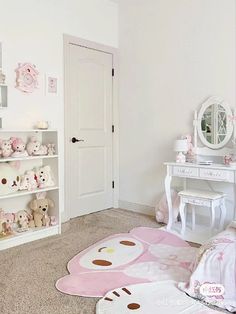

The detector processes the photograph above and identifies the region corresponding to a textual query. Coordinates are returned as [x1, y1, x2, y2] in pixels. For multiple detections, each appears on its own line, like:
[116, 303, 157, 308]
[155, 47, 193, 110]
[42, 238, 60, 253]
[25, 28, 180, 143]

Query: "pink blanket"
[178, 225, 236, 312]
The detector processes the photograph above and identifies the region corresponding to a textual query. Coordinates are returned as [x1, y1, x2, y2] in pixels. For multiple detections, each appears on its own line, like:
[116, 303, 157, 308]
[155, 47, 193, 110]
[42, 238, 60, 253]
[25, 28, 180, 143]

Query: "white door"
[65, 43, 113, 218]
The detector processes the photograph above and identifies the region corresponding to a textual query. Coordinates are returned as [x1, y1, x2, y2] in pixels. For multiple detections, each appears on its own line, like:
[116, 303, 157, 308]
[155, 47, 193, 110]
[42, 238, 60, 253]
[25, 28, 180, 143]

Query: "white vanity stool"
[178, 189, 226, 236]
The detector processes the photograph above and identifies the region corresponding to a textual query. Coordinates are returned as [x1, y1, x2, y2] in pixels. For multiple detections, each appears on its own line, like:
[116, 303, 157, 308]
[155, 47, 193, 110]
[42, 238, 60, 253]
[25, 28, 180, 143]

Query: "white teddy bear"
[36, 165, 55, 188]
[26, 136, 48, 156]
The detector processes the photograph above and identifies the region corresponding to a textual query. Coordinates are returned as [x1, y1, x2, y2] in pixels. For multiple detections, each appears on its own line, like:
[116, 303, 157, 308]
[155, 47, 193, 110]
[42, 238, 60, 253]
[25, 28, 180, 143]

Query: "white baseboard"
[119, 200, 155, 216]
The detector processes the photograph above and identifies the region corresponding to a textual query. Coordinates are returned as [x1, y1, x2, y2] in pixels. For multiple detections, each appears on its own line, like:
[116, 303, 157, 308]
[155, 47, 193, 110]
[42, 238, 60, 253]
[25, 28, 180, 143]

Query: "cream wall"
[119, 0, 236, 219]
[0, 0, 118, 215]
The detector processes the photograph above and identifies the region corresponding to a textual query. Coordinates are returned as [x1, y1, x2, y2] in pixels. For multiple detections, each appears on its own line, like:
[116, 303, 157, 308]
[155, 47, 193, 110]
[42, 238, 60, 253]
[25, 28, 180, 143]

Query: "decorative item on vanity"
[15, 63, 39, 93]
[28, 192, 54, 228]
[36, 120, 49, 130]
[26, 136, 47, 156]
[0, 138, 13, 157]
[10, 137, 29, 157]
[0, 162, 20, 195]
[36, 165, 55, 188]
[155, 189, 180, 224]
[19, 170, 38, 191]
[182, 135, 195, 163]
[174, 139, 188, 163]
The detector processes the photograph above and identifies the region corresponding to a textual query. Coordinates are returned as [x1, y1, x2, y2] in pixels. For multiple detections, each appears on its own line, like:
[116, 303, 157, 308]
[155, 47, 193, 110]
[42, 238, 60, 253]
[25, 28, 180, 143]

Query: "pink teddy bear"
[0, 138, 13, 158]
[3, 212, 15, 234]
[11, 137, 29, 157]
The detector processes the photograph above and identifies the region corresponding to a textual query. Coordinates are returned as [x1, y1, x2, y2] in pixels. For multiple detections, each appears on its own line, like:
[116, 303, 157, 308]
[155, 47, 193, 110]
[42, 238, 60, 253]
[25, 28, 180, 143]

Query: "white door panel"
[65, 44, 113, 217]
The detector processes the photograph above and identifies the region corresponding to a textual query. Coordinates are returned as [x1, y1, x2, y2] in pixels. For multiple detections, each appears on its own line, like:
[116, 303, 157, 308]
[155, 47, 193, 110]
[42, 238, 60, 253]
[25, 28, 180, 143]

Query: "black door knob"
[71, 137, 84, 143]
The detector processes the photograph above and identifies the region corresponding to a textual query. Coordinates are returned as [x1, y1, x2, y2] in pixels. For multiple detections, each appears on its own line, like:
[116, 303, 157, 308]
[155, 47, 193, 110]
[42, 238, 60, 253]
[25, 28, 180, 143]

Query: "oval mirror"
[197, 97, 233, 149]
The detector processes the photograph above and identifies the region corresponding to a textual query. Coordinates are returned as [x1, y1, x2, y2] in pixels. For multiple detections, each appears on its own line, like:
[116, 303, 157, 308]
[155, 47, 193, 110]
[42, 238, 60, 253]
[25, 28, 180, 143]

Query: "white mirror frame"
[197, 96, 233, 150]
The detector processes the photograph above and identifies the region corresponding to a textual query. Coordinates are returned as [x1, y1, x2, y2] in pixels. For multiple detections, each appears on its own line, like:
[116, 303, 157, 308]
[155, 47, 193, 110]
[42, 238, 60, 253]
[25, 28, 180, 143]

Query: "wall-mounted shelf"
[0, 129, 60, 251]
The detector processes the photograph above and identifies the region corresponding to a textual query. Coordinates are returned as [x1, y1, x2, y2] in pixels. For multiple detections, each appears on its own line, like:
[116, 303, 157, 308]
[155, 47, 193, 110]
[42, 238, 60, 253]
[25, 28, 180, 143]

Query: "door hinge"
[112, 181, 115, 189]
[112, 68, 115, 77]
[112, 125, 115, 133]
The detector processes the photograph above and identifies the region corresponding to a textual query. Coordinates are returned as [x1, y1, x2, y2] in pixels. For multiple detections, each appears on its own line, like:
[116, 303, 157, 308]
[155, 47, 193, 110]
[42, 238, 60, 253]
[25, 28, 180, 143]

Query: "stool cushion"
[178, 189, 225, 200]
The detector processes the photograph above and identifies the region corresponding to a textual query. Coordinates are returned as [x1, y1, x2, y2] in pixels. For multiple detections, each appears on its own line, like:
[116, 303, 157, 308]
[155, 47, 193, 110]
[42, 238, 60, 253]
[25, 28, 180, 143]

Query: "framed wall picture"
[45, 74, 58, 95]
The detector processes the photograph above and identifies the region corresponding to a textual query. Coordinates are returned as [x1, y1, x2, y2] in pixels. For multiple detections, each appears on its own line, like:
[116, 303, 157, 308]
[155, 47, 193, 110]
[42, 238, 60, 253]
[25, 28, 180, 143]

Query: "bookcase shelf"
[0, 129, 61, 250]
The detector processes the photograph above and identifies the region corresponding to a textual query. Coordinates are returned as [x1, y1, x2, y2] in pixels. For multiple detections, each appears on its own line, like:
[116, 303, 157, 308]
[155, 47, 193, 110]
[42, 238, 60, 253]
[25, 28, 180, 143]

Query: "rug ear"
[130, 227, 190, 247]
[56, 272, 144, 298]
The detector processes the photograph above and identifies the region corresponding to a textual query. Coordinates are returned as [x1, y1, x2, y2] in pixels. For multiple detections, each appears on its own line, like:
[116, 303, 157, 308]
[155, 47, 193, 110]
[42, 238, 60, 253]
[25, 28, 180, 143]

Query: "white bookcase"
[0, 129, 61, 250]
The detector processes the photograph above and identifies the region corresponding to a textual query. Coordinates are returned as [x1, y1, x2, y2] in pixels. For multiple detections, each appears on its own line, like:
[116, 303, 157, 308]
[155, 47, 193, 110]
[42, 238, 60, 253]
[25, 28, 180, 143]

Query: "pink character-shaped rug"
[56, 227, 197, 297]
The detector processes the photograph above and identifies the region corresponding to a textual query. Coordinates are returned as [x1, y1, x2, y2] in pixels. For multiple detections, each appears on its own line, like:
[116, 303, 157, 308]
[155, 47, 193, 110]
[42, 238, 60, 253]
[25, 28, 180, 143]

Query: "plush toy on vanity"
[0, 162, 20, 195]
[26, 136, 48, 156]
[19, 170, 38, 191]
[10, 137, 29, 157]
[28, 193, 54, 228]
[0, 138, 13, 158]
[36, 165, 55, 188]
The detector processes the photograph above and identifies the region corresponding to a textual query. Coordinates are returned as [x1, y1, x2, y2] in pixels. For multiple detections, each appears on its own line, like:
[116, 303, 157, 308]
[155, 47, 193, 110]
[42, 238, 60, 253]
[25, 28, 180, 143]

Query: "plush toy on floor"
[11, 137, 29, 157]
[0, 138, 13, 158]
[26, 136, 48, 156]
[155, 189, 180, 224]
[28, 193, 54, 227]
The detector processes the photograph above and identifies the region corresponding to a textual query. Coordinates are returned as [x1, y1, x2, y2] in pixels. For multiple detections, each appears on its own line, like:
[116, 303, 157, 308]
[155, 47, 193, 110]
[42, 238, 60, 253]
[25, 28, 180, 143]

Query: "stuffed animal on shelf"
[28, 193, 54, 228]
[15, 210, 33, 231]
[36, 165, 55, 188]
[0, 162, 20, 195]
[19, 170, 38, 191]
[0, 138, 13, 158]
[50, 216, 57, 226]
[3, 212, 15, 234]
[47, 144, 56, 156]
[0, 208, 6, 235]
[155, 189, 180, 225]
[26, 136, 48, 156]
[10, 137, 29, 157]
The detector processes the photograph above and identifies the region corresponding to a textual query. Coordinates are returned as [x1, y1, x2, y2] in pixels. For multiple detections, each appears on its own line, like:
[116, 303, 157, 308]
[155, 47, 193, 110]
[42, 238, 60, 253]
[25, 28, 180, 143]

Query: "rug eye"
[120, 241, 136, 246]
[1, 178, 7, 184]
[127, 303, 140, 310]
[92, 259, 112, 266]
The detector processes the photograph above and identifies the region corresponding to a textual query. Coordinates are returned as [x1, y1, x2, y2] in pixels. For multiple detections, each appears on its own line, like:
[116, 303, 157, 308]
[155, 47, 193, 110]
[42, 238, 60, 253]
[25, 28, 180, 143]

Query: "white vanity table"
[164, 96, 236, 243]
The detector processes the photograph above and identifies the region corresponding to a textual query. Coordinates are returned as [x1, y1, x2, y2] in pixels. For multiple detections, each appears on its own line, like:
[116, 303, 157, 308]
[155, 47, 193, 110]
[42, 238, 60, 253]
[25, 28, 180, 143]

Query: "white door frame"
[63, 34, 119, 219]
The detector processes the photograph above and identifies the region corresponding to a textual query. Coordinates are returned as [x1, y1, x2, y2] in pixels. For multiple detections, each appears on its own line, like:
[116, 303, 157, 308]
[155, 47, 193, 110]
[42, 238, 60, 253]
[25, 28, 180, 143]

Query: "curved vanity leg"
[179, 199, 186, 236]
[165, 169, 173, 231]
[210, 201, 215, 235]
[219, 199, 226, 231]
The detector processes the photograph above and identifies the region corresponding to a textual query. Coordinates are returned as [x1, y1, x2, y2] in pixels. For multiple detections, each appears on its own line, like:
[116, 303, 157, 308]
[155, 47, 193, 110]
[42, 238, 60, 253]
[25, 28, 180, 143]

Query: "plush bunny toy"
[155, 189, 180, 224]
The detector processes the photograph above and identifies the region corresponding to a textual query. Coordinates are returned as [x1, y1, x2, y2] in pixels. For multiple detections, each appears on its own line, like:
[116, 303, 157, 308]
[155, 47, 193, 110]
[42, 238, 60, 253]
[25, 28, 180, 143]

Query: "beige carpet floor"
[0, 208, 163, 314]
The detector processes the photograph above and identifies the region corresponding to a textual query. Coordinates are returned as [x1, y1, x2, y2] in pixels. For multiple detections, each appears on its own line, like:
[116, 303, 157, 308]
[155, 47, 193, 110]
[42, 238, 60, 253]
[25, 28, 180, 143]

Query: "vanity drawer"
[199, 168, 234, 182]
[172, 166, 198, 178]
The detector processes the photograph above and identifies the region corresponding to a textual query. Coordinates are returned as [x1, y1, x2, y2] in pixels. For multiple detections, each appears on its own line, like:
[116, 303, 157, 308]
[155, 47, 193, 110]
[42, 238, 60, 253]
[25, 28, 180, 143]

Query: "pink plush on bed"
[178, 225, 236, 312]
